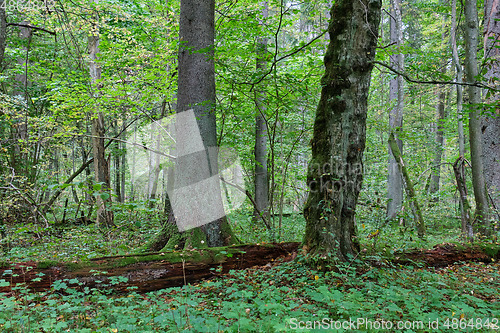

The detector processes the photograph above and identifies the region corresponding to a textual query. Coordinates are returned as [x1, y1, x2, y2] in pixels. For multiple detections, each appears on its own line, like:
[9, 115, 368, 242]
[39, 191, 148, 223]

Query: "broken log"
[1, 242, 499, 294]
[0, 242, 300, 293]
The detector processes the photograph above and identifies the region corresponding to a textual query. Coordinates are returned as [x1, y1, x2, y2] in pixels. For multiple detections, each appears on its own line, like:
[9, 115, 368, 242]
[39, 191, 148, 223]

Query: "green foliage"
[0, 257, 498, 332]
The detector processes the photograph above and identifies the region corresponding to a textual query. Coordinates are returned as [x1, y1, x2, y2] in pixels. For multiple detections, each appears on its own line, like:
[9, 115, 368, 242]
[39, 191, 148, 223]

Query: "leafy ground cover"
[0, 211, 499, 332]
[0, 257, 498, 332]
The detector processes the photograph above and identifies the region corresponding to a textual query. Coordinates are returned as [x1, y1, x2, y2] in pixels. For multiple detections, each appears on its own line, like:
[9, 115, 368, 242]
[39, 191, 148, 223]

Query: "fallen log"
[1, 242, 498, 294]
[391, 243, 500, 268]
[0, 242, 300, 293]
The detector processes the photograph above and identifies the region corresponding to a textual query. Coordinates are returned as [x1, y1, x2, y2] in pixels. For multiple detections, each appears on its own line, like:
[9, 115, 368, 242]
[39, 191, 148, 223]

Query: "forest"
[0, 0, 499, 331]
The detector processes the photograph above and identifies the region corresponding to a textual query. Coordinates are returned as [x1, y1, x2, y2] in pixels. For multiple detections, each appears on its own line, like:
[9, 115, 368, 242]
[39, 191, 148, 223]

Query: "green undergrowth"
[0, 256, 499, 332]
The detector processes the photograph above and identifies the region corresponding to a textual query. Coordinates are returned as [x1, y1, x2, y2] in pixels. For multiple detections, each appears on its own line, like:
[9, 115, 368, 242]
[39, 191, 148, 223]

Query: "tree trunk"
[254, 2, 270, 223]
[387, 0, 404, 220]
[389, 133, 426, 238]
[168, 0, 237, 248]
[483, 0, 500, 218]
[0, 0, 6, 67]
[428, 86, 447, 196]
[303, 0, 382, 262]
[451, 0, 466, 159]
[463, 0, 490, 230]
[429, 9, 448, 198]
[89, 0, 114, 227]
[453, 157, 474, 241]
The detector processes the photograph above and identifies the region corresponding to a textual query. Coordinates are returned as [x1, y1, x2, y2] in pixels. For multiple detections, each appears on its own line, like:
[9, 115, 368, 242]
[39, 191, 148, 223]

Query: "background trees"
[0, 0, 497, 258]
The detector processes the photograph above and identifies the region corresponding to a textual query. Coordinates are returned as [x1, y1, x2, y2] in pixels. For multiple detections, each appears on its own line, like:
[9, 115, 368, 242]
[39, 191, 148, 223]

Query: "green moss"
[37, 260, 60, 269]
[479, 243, 500, 258]
[184, 228, 208, 249]
[65, 262, 93, 271]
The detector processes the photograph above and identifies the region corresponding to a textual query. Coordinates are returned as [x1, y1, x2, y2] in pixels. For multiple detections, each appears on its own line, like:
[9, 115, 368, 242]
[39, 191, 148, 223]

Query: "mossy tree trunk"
[302, 0, 382, 262]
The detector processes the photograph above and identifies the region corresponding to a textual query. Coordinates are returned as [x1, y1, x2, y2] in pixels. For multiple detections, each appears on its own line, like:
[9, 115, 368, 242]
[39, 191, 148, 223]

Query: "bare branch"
[7, 23, 56, 36]
[372, 60, 498, 91]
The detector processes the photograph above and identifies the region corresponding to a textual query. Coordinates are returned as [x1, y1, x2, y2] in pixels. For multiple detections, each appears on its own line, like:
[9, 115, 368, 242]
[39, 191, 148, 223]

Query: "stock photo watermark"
[288, 317, 499, 331]
[1, 0, 55, 11]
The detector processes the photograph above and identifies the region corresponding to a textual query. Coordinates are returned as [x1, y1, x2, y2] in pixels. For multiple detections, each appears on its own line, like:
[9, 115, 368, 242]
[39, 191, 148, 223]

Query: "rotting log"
[1, 242, 499, 294]
[391, 243, 500, 268]
[0, 243, 300, 293]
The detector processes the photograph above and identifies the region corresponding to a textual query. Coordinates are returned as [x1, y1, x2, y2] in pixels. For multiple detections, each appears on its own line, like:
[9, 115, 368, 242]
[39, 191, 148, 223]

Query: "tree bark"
[453, 157, 474, 240]
[483, 0, 500, 217]
[387, 0, 404, 220]
[389, 133, 426, 238]
[89, 0, 114, 227]
[463, 0, 490, 230]
[171, 0, 237, 248]
[428, 86, 447, 196]
[451, 0, 466, 159]
[303, 0, 382, 262]
[0, 0, 6, 67]
[254, 2, 270, 223]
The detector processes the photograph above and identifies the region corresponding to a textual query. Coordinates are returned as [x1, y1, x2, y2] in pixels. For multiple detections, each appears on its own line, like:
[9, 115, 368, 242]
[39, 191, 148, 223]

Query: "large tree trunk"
[254, 2, 270, 223]
[386, 0, 404, 220]
[89, 0, 114, 227]
[463, 0, 490, 231]
[483, 0, 500, 218]
[303, 0, 382, 262]
[168, 0, 237, 248]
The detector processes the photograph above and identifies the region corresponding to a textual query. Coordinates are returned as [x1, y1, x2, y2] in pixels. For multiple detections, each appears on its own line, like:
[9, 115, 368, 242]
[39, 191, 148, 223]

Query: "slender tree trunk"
[428, 86, 447, 196]
[120, 124, 126, 203]
[451, 0, 466, 158]
[0, 0, 6, 67]
[303, 0, 382, 262]
[387, 0, 404, 220]
[389, 133, 426, 238]
[429, 10, 448, 198]
[148, 102, 166, 208]
[483, 0, 500, 217]
[463, 0, 490, 230]
[451, 0, 472, 237]
[89, 0, 114, 227]
[254, 1, 269, 223]
[453, 157, 474, 240]
[113, 121, 122, 203]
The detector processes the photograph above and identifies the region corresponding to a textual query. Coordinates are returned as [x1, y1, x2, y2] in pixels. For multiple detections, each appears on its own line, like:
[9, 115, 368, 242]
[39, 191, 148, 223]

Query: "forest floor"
[0, 212, 499, 332]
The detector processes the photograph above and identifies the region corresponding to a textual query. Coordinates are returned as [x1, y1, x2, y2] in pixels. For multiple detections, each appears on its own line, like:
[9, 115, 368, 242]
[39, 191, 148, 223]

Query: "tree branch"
[373, 60, 498, 91]
[7, 23, 56, 36]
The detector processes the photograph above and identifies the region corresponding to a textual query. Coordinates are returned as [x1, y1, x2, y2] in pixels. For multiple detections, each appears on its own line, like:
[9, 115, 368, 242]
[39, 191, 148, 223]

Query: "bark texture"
[387, 0, 404, 220]
[89, 1, 114, 227]
[451, 0, 466, 158]
[389, 133, 425, 238]
[303, 0, 382, 262]
[463, 0, 490, 229]
[254, 2, 270, 223]
[175, 0, 237, 247]
[483, 0, 500, 216]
